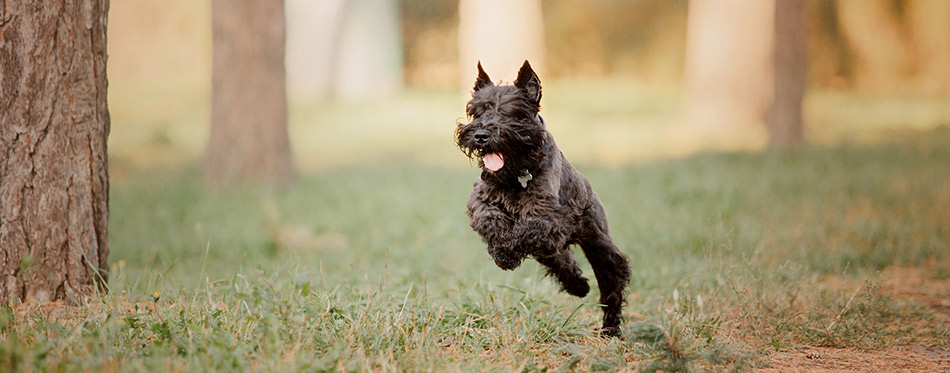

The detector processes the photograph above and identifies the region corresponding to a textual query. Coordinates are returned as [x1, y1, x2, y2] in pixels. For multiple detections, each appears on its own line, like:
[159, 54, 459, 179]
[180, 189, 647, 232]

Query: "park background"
[108, 0, 950, 171]
[6, 0, 950, 371]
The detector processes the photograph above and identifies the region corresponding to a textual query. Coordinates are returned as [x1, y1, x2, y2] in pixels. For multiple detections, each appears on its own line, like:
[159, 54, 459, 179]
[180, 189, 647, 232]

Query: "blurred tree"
[0, 0, 110, 304]
[905, 0, 950, 96]
[684, 0, 807, 150]
[683, 0, 773, 147]
[542, 1, 607, 78]
[207, 0, 295, 186]
[401, 0, 459, 89]
[804, 0, 949, 96]
[542, 1, 688, 81]
[334, 0, 403, 100]
[285, 0, 346, 103]
[836, 0, 911, 94]
[767, 0, 806, 150]
[458, 0, 544, 93]
[805, 0, 852, 89]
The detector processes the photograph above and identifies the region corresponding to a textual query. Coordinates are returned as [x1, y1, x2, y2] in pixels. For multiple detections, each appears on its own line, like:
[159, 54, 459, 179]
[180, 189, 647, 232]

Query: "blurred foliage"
[109, 0, 949, 96]
[109, 0, 950, 96]
[105, 0, 950, 170]
[400, 0, 949, 95]
[541, 0, 689, 82]
[400, 0, 459, 89]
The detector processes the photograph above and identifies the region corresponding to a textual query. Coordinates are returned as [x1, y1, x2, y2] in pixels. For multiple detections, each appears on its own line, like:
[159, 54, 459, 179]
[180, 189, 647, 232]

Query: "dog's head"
[455, 60, 547, 180]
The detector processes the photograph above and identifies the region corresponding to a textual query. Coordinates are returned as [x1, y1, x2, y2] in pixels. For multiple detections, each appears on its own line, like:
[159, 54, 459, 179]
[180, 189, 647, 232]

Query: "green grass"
[3, 128, 949, 371]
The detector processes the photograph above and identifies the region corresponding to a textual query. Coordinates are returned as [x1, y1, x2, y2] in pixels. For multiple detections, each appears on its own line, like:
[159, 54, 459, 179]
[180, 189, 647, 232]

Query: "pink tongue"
[483, 153, 504, 171]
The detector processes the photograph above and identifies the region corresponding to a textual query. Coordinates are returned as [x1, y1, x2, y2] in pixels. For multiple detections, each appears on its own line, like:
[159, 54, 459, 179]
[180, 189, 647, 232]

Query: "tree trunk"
[836, 0, 910, 94]
[684, 0, 807, 150]
[458, 0, 545, 93]
[766, 0, 806, 150]
[905, 0, 950, 96]
[0, 0, 111, 305]
[683, 0, 773, 148]
[285, 0, 346, 103]
[333, 0, 403, 100]
[207, 0, 295, 186]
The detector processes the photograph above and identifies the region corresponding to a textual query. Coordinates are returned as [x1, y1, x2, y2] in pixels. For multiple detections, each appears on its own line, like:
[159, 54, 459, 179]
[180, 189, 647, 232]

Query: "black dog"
[455, 60, 632, 337]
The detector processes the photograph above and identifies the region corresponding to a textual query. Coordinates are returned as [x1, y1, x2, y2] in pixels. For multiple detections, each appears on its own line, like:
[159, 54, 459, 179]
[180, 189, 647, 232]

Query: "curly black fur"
[455, 61, 632, 337]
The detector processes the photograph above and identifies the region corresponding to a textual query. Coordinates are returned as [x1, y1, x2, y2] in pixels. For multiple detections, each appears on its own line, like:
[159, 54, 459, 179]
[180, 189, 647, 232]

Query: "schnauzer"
[455, 60, 632, 337]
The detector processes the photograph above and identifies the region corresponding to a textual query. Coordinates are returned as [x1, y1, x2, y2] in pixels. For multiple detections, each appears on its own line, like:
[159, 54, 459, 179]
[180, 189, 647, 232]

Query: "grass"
[8, 78, 950, 371]
[3, 125, 950, 371]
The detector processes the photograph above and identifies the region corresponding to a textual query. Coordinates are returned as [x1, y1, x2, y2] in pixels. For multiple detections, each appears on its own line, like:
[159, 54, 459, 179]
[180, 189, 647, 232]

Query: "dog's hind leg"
[535, 248, 590, 297]
[578, 200, 632, 338]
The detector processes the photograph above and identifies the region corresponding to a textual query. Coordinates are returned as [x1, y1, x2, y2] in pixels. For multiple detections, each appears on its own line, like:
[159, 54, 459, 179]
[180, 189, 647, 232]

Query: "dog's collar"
[536, 114, 546, 128]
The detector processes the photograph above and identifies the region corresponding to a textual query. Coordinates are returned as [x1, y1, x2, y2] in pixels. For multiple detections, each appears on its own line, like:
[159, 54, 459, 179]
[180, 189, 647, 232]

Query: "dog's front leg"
[466, 197, 528, 270]
[519, 218, 567, 254]
[515, 203, 570, 257]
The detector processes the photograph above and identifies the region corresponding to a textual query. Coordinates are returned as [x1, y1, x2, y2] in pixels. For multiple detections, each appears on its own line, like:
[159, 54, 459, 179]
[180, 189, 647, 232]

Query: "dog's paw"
[599, 311, 624, 339]
[562, 278, 590, 298]
[599, 324, 623, 339]
[492, 252, 524, 270]
[488, 245, 526, 270]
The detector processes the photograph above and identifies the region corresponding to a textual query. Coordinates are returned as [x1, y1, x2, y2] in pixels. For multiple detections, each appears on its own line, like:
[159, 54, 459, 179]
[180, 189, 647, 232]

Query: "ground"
[765, 345, 949, 372]
[761, 265, 950, 372]
[3, 82, 950, 371]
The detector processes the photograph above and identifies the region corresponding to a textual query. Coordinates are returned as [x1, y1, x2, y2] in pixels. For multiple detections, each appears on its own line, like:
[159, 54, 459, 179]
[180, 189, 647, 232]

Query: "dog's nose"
[474, 129, 490, 144]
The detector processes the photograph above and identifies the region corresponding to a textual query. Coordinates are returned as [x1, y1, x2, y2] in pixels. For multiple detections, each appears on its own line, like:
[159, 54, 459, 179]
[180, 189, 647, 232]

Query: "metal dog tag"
[518, 171, 533, 188]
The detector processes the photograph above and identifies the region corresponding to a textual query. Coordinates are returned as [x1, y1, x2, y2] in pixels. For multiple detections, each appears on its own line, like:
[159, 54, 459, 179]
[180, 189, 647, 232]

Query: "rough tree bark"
[0, 0, 111, 305]
[766, 0, 806, 150]
[206, 0, 295, 186]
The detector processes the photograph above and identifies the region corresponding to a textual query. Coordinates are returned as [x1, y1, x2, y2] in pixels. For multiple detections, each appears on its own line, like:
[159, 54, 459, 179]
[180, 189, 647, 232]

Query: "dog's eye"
[506, 110, 532, 122]
[468, 104, 492, 118]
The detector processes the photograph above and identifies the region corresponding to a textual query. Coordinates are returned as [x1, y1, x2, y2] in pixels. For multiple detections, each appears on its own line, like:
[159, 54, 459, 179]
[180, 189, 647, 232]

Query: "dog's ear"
[474, 61, 494, 92]
[514, 60, 541, 104]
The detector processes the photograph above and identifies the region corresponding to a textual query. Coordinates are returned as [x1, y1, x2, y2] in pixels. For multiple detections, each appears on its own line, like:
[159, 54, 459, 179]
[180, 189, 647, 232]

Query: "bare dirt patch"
[761, 345, 950, 372]
[761, 264, 950, 371]
[881, 265, 950, 319]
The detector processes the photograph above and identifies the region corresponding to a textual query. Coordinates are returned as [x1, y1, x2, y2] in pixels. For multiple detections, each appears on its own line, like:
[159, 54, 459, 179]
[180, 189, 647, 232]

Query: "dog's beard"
[456, 123, 546, 179]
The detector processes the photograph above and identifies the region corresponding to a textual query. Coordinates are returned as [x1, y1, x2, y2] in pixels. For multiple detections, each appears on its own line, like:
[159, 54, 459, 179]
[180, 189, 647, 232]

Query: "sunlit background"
[106, 0, 950, 173]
